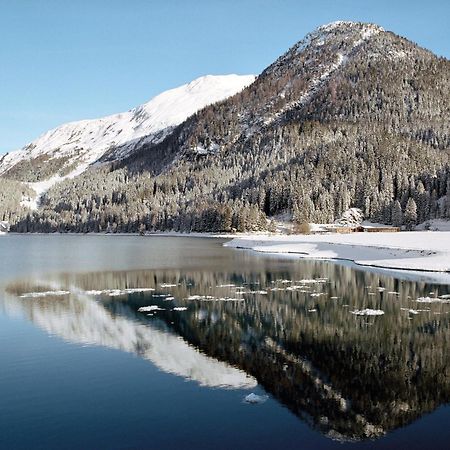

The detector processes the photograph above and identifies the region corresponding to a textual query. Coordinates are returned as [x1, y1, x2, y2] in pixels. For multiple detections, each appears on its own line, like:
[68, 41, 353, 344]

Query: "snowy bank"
[224, 232, 450, 276]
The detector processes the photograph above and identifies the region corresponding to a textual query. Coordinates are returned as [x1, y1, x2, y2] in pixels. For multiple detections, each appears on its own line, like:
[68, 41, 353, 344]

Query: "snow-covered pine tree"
[404, 198, 418, 230]
[391, 200, 403, 227]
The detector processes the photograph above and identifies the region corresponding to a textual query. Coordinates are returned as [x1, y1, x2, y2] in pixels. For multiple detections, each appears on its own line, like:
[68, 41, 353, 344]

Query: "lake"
[0, 235, 449, 449]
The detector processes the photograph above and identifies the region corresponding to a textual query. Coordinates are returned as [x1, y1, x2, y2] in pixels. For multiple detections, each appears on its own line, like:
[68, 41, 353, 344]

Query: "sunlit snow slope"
[0, 74, 255, 199]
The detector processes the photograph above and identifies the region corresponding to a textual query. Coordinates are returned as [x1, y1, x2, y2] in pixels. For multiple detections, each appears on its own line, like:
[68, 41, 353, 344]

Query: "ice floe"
[416, 297, 450, 304]
[186, 295, 244, 302]
[243, 393, 268, 404]
[400, 308, 420, 315]
[351, 309, 385, 316]
[173, 307, 188, 311]
[86, 288, 154, 296]
[286, 285, 311, 291]
[138, 305, 165, 312]
[186, 295, 215, 300]
[20, 290, 70, 298]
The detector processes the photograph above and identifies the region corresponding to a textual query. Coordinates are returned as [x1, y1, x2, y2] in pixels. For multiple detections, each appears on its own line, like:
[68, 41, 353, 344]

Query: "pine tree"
[391, 200, 403, 227]
[404, 198, 418, 230]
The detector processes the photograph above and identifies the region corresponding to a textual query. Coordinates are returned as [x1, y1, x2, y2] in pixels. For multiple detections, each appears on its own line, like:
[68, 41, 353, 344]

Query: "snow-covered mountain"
[0, 74, 255, 194]
[2, 21, 449, 231]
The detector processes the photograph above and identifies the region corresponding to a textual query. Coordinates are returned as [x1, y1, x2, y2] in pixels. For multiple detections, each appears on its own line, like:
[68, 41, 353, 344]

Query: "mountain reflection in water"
[3, 262, 449, 442]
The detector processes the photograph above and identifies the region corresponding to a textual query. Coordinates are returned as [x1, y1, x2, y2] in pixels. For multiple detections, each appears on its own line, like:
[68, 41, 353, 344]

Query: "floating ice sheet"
[243, 393, 268, 404]
[138, 305, 165, 312]
[351, 309, 384, 316]
[20, 290, 70, 298]
[416, 297, 450, 304]
[86, 288, 154, 296]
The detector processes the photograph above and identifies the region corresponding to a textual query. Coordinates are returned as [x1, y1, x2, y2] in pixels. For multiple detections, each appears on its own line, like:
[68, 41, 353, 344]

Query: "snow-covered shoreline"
[224, 232, 450, 279]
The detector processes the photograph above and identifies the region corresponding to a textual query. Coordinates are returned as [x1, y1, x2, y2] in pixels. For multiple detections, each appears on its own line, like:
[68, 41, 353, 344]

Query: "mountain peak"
[307, 21, 385, 50]
[262, 20, 412, 83]
[184, 74, 256, 92]
[293, 20, 385, 56]
[316, 20, 384, 34]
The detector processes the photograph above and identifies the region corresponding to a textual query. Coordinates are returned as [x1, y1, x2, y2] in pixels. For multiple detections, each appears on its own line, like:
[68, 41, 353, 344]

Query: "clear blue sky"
[0, 0, 448, 154]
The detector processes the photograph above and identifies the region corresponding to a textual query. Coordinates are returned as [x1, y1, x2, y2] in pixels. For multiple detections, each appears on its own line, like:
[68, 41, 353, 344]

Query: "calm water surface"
[0, 235, 449, 449]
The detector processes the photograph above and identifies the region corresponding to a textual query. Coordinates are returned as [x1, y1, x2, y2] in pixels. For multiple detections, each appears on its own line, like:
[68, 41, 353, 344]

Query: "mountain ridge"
[0, 74, 255, 188]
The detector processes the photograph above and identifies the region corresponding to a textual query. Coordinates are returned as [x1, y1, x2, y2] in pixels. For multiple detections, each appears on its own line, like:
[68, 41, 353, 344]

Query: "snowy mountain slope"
[0, 74, 255, 191]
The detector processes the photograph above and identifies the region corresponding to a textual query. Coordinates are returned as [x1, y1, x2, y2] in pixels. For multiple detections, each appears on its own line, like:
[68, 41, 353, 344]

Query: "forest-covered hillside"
[2, 21, 450, 232]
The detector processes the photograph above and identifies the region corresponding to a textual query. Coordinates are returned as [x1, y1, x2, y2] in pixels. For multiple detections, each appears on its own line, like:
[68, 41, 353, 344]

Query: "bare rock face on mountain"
[2, 21, 450, 232]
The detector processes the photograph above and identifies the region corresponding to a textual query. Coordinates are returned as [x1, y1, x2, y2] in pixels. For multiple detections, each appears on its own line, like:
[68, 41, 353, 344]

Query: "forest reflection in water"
[2, 259, 449, 443]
